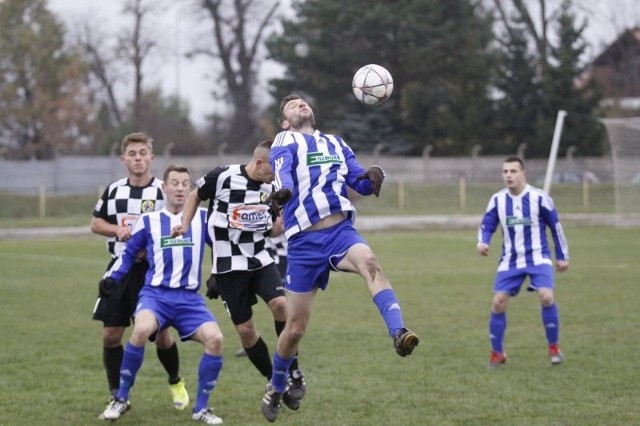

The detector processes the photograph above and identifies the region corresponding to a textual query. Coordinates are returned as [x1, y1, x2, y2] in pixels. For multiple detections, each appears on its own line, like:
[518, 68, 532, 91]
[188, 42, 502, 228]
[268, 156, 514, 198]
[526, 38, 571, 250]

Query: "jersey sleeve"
[539, 194, 570, 261]
[196, 167, 225, 201]
[92, 186, 110, 220]
[341, 139, 374, 196]
[270, 141, 295, 192]
[478, 195, 499, 245]
[105, 215, 149, 282]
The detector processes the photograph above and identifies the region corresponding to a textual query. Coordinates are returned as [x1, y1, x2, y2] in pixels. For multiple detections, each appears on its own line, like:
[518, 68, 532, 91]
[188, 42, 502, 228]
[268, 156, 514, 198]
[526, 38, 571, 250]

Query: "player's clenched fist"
[356, 166, 385, 197]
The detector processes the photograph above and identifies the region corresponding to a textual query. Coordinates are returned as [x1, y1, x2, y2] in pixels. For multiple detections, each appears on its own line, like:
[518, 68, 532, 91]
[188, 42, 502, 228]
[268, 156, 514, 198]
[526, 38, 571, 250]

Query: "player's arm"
[477, 197, 499, 256]
[173, 189, 202, 237]
[342, 141, 384, 196]
[91, 187, 134, 241]
[540, 196, 570, 271]
[99, 220, 148, 297]
[270, 213, 285, 237]
[269, 143, 295, 207]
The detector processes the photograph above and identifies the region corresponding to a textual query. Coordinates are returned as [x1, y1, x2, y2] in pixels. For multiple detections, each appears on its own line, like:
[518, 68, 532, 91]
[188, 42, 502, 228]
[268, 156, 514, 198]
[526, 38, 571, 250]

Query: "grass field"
[1, 227, 639, 426]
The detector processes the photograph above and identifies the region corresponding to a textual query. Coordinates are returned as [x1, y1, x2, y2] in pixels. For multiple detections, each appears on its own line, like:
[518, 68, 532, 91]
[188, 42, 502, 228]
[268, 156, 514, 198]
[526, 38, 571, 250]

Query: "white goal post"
[600, 117, 640, 221]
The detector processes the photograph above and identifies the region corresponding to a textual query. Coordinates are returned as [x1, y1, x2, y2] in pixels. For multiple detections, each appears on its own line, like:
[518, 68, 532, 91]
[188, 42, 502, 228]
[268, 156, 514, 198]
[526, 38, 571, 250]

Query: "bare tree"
[194, 0, 280, 152]
[491, 0, 553, 73]
[76, 22, 124, 126]
[118, 0, 158, 129]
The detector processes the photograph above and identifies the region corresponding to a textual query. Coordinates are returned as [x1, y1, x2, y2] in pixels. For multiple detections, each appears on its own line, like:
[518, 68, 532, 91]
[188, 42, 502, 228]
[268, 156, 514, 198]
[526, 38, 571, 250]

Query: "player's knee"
[235, 321, 257, 340]
[286, 323, 307, 344]
[130, 326, 156, 345]
[361, 252, 383, 279]
[539, 290, 555, 306]
[491, 294, 508, 313]
[268, 296, 287, 319]
[202, 328, 224, 353]
[103, 327, 125, 347]
[155, 330, 175, 349]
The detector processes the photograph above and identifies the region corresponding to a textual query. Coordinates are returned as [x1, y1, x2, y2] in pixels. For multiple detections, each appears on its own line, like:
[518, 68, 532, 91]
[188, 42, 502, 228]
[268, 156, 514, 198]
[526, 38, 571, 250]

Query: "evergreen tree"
[541, 0, 603, 157]
[492, 27, 541, 155]
[265, 0, 494, 155]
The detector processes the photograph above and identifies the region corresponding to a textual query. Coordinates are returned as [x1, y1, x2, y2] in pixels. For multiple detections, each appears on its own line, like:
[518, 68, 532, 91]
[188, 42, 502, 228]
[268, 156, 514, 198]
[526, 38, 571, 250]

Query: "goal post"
[600, 117, 640, 222]
[543, 110, 567, 194]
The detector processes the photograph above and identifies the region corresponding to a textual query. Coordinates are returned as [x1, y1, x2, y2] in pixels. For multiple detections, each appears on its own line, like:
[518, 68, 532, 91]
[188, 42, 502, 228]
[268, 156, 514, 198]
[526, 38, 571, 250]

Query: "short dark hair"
[504, 155, 525, 169]
[163, 164, 190, 182]
[278, 94, 302, 126]
[257, 139, 273, 150]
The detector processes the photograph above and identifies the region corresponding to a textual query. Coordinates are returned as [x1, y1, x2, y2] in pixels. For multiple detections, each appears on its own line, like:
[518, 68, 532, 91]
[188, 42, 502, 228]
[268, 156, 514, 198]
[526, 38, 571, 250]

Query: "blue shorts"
[286, 219, 366, 293]
[494, 264, 555, 297]
[136, 286, 217, 342]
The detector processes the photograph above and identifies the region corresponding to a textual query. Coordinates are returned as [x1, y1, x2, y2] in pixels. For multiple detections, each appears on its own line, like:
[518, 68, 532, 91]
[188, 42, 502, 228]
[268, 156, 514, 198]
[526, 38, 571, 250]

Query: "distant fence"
[0, 153, 613, 194]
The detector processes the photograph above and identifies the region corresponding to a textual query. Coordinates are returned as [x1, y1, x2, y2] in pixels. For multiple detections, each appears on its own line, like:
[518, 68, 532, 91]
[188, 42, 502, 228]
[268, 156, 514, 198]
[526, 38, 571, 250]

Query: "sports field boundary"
[1, 213, 639, 240]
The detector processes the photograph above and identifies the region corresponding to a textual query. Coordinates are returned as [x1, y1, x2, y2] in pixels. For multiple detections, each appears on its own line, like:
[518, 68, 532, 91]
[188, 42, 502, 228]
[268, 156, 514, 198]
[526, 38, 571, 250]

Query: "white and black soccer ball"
[352, 64, 394, 106]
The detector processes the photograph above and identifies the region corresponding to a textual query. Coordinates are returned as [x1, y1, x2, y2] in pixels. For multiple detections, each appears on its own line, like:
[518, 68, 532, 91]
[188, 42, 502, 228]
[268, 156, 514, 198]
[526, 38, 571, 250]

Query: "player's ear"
[281, 120, 290, 130]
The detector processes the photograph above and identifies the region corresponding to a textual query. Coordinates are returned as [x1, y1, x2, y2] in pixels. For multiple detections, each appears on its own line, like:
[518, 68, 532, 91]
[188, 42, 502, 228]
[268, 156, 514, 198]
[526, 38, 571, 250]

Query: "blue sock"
[194, 353, 223, 413]
[541, 304, 560, 345]
[271, 352, 294, 394]
[372, 288, 404, 337]
[489, 312, 506, 352]
[116, 342, 145, 401]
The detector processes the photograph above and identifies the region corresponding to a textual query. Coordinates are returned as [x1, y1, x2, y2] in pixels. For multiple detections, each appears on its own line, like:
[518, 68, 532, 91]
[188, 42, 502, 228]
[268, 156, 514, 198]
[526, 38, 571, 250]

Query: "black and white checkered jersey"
[195, 165, 275, 273]
[92, 177, 164, 258]
[267, 234, 288, 266]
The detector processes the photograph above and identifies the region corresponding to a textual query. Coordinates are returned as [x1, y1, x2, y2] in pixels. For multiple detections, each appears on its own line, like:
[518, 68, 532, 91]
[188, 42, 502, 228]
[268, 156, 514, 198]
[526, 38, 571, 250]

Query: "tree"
[0, 0, 93, 159]
[541, 0, 603, 156]
[492, 26, 542, 155]
[71, 0, 205, 154]
[266, 0, 495, 155]
[489, 0, 603, 157]
[118, 0, 158, 130]
[193, 0, 280, 152]
[122, 87, 208, 155]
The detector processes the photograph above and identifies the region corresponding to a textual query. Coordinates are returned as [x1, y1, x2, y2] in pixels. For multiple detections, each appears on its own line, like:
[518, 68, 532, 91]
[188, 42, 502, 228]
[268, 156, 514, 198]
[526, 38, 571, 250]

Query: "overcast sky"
[47, 0, 640, 128]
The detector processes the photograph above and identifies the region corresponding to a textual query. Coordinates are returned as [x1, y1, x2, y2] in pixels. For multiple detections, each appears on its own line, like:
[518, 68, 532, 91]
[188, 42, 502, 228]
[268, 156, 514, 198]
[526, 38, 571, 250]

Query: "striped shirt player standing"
[175, 140, 305, 408]
[90, 133, 188, 415]
[99, 165, 225, 425]
[260, 94, 419, 422]
[477, 156, 570, 369]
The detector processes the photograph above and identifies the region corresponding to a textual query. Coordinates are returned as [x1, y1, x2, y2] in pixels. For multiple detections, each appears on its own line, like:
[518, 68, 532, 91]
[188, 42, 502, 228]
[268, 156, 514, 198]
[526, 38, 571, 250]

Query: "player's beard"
[289, 110, 315, 130]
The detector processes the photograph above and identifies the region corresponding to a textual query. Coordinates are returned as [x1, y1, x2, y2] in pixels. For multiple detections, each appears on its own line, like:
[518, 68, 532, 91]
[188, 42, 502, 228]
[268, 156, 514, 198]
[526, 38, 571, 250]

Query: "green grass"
[1, 227, 639, 425]
[0, 183, 617, 228]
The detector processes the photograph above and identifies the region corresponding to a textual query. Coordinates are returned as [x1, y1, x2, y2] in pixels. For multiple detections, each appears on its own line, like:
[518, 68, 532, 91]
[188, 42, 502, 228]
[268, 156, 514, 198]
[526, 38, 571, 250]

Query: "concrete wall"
[0, 153, 614, 194]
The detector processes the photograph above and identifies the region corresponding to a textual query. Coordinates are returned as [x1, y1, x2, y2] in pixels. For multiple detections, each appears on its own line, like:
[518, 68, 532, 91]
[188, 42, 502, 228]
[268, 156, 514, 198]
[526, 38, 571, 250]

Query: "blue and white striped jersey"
[478, 184, 569, 271]
[106, 207, 207, 291]
[271, 129, 375, 238]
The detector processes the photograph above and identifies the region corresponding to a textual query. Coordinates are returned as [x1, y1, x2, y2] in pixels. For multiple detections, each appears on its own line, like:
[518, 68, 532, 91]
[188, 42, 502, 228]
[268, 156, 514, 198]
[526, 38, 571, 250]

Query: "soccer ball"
[352, 64, 394, 105]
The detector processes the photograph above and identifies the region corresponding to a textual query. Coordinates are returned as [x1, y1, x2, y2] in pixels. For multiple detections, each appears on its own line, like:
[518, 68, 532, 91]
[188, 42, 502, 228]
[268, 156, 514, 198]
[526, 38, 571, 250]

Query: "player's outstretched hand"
[98, 277, 117, 298]
[266, 188, 293, 210]
[205, 274, 220, 299]
[356, 166, 386, 197]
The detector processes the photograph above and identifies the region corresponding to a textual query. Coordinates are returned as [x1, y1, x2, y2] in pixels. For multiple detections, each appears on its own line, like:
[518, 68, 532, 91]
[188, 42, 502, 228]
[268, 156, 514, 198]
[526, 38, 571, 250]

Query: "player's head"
[279, 94, 315, 130]
[247, 139, 274, 183]
[121, 132, 154, 154]
[502, 155, 527, 194]
[120, 132, 155, 178]
[162, 165, 191, 212]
